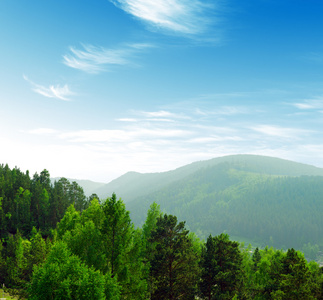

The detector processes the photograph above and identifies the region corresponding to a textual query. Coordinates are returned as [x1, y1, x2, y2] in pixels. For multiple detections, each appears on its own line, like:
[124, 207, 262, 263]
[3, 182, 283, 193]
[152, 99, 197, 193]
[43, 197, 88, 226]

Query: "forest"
[126, 160, 323, 254]
[0, 164, 323, 299]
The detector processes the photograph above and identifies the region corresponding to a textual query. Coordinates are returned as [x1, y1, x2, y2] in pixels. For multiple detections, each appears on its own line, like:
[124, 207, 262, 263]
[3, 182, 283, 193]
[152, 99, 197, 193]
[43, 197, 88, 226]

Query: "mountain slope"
[117, 155, 323, 250]
[94, 154, 323, 200]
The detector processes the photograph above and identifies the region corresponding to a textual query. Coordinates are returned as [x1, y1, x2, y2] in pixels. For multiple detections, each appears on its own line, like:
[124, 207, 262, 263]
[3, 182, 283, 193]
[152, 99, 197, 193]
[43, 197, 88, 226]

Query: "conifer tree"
[199, 233, 244, 299]
[199, 235, 217, 300]
[149, 214, 200, 299]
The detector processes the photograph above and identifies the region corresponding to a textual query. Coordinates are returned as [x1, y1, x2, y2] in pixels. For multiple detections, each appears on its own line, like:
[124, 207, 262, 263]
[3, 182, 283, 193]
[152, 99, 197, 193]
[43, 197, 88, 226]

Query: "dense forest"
[125, 160, 323, 254]
[1, 164, 323, 299]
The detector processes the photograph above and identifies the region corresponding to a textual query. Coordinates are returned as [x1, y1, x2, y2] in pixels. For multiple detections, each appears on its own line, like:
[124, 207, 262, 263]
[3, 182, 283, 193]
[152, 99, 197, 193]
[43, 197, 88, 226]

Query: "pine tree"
[149, 214, 200, 300]
[199, 233, 244, 300]
[199, 235, 217, 300]
[252, 247, 261, 271]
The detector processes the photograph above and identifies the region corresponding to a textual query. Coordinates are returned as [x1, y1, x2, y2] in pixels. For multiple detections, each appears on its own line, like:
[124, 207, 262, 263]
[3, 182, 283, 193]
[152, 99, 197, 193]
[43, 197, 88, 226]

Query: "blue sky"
[1, 0, 323, 182]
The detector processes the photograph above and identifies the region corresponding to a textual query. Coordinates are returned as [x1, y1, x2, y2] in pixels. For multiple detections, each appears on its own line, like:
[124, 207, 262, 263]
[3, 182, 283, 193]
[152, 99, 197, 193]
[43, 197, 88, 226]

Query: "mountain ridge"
[93, 154, 323, 200]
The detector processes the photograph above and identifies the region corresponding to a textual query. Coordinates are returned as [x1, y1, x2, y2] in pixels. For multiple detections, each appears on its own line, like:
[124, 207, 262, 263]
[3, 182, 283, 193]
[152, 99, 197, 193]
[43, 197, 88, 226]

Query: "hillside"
[94, 154, 323, 200]
[110, 155, 323, 250]
[50, 155, 323, 250]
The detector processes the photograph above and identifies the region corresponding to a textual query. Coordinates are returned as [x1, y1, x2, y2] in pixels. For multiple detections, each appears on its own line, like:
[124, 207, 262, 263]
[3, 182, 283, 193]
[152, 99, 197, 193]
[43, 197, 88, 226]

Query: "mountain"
[92, 154, 323, 250]
[94, 154, 323, 201]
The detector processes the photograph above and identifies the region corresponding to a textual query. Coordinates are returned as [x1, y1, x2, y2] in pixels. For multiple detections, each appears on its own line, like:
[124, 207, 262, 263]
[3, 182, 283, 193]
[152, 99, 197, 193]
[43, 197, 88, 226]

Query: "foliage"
[1, 162, 323, 299]
[149, 214, 200, 299]
[199, 234, 244, 299]
[29, 241, 108, 300]
[0, 164, 88, 239]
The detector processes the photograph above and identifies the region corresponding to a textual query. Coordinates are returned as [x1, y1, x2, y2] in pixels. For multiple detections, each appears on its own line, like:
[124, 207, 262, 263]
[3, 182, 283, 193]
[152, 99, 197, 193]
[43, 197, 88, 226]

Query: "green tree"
[38, 188, 50, 231]
[141, 203, 162, 296]
[69, 181, 87, 211]
[149, 214, 200, 300]
[101, 193, 146, 298]
[252, 247, 261, 271]
[27, 227, 48, 278]
[199, 235, 218, 300]
[3, 231, 27, 289]
[102, 193, 133, 278]
[274, 248, 315, 299]
[57, 205, 81, 239]
[29, 241, 111, 300]
[199, 233, 244, 300]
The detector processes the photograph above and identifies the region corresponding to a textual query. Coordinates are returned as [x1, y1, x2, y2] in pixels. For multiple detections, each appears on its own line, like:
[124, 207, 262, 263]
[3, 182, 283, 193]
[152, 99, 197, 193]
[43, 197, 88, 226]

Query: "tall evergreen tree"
[199, 235, 218, 300]
[199, 233, 244, 300]
[270, 248, 316, 299]
[149, 214, 200, 300]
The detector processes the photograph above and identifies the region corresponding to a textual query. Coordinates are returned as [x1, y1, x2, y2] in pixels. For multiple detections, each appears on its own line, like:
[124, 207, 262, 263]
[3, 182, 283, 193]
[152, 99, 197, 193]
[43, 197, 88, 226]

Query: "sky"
[1, 0, 323, 183]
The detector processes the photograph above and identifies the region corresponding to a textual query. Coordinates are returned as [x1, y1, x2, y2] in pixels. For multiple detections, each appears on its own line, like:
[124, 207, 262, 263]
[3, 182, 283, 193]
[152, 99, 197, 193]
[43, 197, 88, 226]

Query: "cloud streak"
[63, 43, 153, 73]
[110, 0, 215, 35]
[23, 75, 73, 101]
[250, 125, 313, 140]
[292, 97, 323, 110]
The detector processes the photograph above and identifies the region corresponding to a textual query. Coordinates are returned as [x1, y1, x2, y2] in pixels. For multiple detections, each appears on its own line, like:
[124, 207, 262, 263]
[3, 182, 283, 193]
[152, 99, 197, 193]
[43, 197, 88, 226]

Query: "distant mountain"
[94, 154, 323, 201]
[51, 178, 106, 197]
[92, 154, 323, 250]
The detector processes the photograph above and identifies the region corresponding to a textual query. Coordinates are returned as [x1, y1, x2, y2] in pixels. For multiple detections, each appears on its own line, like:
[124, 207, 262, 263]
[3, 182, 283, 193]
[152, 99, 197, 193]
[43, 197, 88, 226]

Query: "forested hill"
[94, 154, 323, 201]
[119, 155, 323, 251]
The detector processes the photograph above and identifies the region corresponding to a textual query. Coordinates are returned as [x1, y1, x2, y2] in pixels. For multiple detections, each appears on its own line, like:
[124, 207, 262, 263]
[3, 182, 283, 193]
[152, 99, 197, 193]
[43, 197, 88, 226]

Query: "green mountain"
[95, 154, 323, 201]
[94, 155, 323, 250]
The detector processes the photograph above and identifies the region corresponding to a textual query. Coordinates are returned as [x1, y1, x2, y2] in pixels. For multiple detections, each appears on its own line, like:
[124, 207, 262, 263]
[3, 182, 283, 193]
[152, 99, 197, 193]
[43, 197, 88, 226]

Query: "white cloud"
[292, 98, 323, 110]
[250, 125, 312, 139]
[293, 103, 315, 110]
[63, 43, 153, 73]
[23, 75, 73, 101]
[137, 110, 191, 120]
[188, 136, 244, 144]
[195, 106, 249, 117]
[28, 128, 58, 135]
[110, 0, 215, 35]
[117, 118, 138, 122]
[59, 127, 191, 143]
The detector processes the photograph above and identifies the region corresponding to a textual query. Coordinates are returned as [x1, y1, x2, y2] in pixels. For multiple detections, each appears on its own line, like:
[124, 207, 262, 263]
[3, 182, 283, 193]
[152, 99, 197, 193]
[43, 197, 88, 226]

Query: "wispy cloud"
[59, 127, 191, 143]
[292, 97, 323, 110]
[110, 0, 216, 36]
[138, 110, 191, 120]
[63, 43, 153, 73]
[23, 75, 73, 101]
[250, 125, 312, 139]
